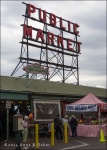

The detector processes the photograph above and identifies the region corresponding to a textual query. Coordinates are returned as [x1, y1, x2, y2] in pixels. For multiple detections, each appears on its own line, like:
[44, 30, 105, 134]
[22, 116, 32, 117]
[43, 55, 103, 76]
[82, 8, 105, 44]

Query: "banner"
[66, 104, 98, 112]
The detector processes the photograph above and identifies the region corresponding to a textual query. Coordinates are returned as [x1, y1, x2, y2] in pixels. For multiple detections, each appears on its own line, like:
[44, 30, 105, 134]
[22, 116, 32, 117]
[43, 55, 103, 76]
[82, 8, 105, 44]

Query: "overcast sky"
[1, 1, 106, 88]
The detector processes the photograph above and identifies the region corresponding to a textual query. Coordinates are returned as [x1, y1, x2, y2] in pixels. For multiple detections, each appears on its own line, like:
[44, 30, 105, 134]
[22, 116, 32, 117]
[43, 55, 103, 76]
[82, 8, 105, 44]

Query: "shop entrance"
[0, 100, 30, 141]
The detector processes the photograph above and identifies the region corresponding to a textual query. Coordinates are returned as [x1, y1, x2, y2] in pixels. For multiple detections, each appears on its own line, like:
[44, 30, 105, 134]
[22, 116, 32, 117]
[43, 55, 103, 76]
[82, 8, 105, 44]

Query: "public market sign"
[23, 63, 49, 75]
[66, 104, 98, 112]
[23, 3, 82, 53]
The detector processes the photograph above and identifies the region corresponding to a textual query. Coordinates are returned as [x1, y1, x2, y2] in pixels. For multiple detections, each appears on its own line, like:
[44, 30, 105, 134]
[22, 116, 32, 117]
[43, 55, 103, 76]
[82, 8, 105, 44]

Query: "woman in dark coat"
[69, 115, 78, 137]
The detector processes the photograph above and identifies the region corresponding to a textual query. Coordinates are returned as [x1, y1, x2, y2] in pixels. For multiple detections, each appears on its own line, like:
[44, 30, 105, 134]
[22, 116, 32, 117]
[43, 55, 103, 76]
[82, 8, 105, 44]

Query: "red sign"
[23, 3, 82, 53]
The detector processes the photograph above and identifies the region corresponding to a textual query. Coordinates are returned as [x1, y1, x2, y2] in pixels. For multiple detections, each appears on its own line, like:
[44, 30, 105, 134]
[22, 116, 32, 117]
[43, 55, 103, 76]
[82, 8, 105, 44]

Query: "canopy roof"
[1, 76, 106, 99]
[71, 93, 106, 105]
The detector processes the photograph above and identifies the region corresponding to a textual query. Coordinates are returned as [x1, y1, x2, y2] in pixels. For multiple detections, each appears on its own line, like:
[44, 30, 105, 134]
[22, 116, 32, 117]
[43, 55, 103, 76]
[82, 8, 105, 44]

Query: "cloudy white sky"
[1, 1, 106, 88]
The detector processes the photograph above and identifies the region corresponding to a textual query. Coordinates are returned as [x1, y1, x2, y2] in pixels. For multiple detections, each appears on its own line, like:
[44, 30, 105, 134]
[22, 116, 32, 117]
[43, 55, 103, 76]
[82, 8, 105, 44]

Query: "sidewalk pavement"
[0, 136, 107, 150]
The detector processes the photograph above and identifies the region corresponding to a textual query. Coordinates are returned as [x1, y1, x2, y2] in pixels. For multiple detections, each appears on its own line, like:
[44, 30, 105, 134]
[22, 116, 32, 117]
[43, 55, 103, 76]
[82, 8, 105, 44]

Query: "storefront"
[0, 90, 30, 139]
[0, 75, 107, 140]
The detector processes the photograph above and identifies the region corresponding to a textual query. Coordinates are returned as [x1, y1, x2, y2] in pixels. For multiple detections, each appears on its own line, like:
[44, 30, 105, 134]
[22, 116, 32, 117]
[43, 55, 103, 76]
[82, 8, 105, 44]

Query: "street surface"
[0, 136, 107, 150]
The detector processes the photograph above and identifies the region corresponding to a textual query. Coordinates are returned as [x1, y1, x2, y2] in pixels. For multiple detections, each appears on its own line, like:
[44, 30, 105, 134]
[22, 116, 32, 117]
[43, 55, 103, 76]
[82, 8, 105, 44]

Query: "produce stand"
[66, 93, 107, 137]
[69, 124, 107, 137]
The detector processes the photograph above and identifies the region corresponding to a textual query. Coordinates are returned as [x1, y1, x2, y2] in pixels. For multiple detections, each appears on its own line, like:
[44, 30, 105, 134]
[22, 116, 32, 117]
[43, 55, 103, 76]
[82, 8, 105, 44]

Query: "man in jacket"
[54, 115, 64, 141]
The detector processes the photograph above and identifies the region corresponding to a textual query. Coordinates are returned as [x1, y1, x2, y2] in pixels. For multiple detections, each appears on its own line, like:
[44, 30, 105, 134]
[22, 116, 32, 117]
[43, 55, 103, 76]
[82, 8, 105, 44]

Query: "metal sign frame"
[11, 2, 82, 85]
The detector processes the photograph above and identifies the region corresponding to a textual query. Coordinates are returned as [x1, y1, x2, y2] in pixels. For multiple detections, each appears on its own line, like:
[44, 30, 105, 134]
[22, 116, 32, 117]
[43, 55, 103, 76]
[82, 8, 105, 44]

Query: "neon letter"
[50, 13, 56, 26]
[57, 36, 64, 48]
[23, 24, 32, 38]
[74, 23, 80, 35]
[47, 32, 54, 45]
[60, 17, 66, 30]
[67, 39, 73, 51]
[36, 29, 45, 42]
[27, 4, 36, 17]
[77, 42, 82, 52]
[68, 21, 71, 32]
[39, 9, 46, 22]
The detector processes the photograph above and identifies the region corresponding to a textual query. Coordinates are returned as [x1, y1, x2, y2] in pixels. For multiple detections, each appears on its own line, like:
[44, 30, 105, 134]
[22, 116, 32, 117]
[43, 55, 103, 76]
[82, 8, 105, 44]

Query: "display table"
[69, 124, 107, 137]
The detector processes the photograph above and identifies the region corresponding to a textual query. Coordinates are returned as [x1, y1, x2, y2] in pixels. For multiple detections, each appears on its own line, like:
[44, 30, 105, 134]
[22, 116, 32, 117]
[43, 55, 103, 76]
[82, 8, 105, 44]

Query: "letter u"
[39, 9, 46, 22]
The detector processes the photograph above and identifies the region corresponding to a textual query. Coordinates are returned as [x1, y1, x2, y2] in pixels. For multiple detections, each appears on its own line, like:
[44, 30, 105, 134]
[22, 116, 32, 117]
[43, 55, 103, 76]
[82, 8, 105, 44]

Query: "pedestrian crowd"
[54, 114, 78, 141]
[21, 113, 78, 149]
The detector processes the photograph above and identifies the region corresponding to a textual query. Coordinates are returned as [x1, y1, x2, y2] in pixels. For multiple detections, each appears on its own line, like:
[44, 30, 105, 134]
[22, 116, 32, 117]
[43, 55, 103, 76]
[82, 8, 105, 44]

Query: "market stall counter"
[66, 93, 107, 137]
[69, 124, 107, 137]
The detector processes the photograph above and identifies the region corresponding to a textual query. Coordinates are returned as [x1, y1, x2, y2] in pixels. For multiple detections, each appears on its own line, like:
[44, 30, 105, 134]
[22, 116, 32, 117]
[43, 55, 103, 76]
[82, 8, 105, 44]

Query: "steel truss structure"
[11, 2, 81, 85]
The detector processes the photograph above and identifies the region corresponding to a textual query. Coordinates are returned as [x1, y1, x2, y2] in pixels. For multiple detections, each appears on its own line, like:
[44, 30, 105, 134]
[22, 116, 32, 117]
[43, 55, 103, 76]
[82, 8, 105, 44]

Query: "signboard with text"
[23, 4, 82, 53]
[66, 104, 98, 112]
[6, 100, 11, 109]
[23, 63, 49, 75]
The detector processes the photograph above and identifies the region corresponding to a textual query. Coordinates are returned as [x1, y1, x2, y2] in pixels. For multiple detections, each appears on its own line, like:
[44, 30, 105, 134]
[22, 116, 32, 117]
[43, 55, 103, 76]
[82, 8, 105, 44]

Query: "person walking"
[28, 113, 35, 148]
[54, 114, 64, 141]
[62, 115, 70, 136]
[69, 115, 78, 137]
[62, 115, 69, 127]
[22, 115, 29, 149]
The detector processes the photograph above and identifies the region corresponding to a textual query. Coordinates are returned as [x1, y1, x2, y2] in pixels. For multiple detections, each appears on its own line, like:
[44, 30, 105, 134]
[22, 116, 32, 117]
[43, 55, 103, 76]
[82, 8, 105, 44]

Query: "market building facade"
[0, 75, 107, 140]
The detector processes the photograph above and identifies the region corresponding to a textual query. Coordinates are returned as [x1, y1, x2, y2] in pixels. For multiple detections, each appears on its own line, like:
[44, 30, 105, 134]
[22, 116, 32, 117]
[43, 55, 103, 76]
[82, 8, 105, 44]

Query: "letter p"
[27, 4, 36, 17]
